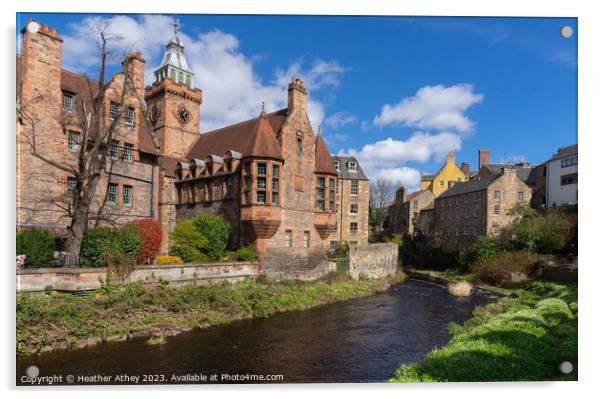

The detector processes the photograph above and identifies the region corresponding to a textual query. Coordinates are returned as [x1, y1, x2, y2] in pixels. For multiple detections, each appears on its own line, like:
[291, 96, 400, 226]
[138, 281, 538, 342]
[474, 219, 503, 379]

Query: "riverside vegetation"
[16, 270, 406, 355]
[390, 280, 577, 382]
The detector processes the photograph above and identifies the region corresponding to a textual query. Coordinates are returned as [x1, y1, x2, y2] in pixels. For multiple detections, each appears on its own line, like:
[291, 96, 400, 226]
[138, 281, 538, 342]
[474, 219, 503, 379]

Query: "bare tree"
[369, 177, 394, 232]
[17, 28, 144, 258]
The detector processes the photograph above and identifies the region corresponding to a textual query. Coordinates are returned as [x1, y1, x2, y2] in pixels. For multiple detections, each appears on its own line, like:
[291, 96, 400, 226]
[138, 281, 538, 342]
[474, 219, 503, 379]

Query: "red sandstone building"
[16, 21, 347, 278]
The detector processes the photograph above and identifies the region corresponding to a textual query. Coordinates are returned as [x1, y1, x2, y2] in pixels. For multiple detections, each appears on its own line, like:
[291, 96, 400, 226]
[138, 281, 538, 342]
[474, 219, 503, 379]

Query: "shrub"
[170, 215, 231, 262]
[80, 228, 118, 267]
[193, 215, 230, 260]
[499, 205, 570, 254]
[128, 219, 162, 264]
[236, 245, 258, 261]
[16, 228, 54, 268]
[117, 225, 143, 259]
[156, 256, 183, 265]
[170, 243, 209, 263]
[464, 236, 499, 266]
[471, 251, 536, 287]
[448, 281, 472, 297]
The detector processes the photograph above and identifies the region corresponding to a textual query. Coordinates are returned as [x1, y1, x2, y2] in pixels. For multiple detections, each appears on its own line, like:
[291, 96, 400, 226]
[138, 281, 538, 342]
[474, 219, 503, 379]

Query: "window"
[560, 173, 578, 186]
[448, 198, 452, 206]
[473, 208, 479, 218]
[561, 156, 577, 168]
[440, 211, 444, 221]
[110, 102, 120, 120]
[447, 211, 451, 221]
[455, 226, 460, 236]
[257, 163, 267, 175]
[494, 205, 501, 216]
[68, 131, 80, 152]
[123, 185, 133, 207]
[351, 180, 359, 196]
[333, 161, 340, 171]
[62, 92, 74, 112]
[256, 191, 266, 204]
[225, 176, 233, 198]
[124, 106, 135, 126]
[316, 177, 325, 212]
[329, 178, 335, 212]
[348, 161, 357, 172]
[272, 192, 279, 205]
[297, 137, 303, 157]
[517, 191, 524, 202]
[303, 231, 310, 248]
[107, 183, 118, 204]
[272, 164, 279, 178]
[494, 190, 501, 202]
[463, 225, 468, 235]
[465, 209, 469, 218]
[123, 143, 134, 162]
[448, 181, 456, 188]
[257, 177, 267, 189]
[67, 177, 76, 200]
[272, 178, 279, 191]
[439, 181, 445, 188]
[108, 140, 119, 160]
[350, 204, 358, 214]
[350, 222, 358, 233]
[285, 230, 292, 248]
[473, 226, 478, 236]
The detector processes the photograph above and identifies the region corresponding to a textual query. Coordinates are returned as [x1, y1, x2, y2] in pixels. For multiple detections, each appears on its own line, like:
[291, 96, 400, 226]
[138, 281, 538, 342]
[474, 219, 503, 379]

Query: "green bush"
[464, 236, 499, 265]
[499, 205, 570, 254]
[117, 225, 142, 259]
[170, 243, 208, 263]
[471, 251, 536, 287]
[170, 215, 231, 262]
[16, 228, 55, 268]
[80, 226, 141, 267]
[236, 245, 258, 261]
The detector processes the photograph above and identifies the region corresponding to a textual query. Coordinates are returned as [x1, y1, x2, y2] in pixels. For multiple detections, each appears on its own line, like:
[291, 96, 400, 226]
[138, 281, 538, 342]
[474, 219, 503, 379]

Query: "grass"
[447, 281, 473, 297]
[16, 271, 397, 354]
[390, 280, 577, 382]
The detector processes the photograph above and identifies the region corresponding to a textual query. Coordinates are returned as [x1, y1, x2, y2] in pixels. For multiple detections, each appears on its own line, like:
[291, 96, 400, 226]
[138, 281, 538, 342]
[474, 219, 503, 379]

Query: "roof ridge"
[200, 108, 287, 137]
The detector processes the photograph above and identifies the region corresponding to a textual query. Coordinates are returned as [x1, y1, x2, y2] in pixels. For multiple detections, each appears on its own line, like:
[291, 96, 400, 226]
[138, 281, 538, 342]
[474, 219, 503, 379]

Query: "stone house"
[387, 188, 434, 236]
[434, 166, 533, 251]
[16, 20, 352, 279]
[329, 156, 370, 248]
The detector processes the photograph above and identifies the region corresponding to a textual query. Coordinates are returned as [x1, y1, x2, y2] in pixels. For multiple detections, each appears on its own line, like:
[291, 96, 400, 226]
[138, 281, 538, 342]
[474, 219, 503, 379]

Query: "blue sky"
[17, 13, 577, 190]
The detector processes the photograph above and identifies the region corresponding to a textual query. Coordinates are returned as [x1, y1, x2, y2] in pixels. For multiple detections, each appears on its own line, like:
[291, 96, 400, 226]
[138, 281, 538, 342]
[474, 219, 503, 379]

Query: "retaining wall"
[348, 243, 398, 280]
[17, 262, 260, 293]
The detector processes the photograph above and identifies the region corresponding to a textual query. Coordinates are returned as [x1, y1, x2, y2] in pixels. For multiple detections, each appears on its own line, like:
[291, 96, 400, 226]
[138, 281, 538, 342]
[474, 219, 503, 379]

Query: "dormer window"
[333, 160, 340, 171]
[62, 92, 75, 112]
[348, 161, 357, 172]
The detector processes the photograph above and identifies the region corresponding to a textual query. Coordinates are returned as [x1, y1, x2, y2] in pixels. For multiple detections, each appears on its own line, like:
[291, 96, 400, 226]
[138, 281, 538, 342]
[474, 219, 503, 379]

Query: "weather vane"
[172, 15, 180, 35]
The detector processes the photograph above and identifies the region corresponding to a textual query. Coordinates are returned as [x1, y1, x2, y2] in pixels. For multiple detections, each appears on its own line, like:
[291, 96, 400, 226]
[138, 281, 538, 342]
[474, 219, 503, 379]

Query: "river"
[17, 279, 496, 385]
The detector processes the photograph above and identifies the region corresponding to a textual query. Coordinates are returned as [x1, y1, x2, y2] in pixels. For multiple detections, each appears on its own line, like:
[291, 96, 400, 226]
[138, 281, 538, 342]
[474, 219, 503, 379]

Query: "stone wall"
[17, 262, 259, 293]
[348, 243, 398, 280]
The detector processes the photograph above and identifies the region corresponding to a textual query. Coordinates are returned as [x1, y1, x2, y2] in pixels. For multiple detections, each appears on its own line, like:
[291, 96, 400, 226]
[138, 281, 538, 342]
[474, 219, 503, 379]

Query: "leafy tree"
[465, 236, 499, 265]
[170, 215, 231, 262]
[128, 219, 163, 264]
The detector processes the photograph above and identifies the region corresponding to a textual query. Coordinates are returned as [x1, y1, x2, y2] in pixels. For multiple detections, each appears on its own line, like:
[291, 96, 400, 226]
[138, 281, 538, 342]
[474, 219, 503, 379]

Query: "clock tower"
[145, 18, 202, 159]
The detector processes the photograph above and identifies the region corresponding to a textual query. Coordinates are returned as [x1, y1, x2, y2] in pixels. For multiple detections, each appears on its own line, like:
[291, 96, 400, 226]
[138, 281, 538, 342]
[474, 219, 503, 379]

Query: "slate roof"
[437, 174, 500, 199]
[548, 144, 577, 162]
[480, 163, 538, 185]
[421, 174, 435, 181]
[186, 109, 287, 162]
[331, 155, 369, 180]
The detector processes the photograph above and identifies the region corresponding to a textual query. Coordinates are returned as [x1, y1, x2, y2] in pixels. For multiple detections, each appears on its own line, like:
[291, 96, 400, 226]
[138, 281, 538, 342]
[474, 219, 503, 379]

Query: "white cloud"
[59, 14, 347, 132]
[499, 154, 528, 164]
[342, 131, 463, 190]
[324, 111, 358, 129]
[373, 84, 483, 133]
[360, 120, 371, 132]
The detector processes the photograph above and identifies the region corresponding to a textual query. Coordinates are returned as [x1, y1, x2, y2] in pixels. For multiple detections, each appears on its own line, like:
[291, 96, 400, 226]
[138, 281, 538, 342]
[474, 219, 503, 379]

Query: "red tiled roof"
[314, 134, 337, 175]
[186, 109, 287, 161]
[161, 156, 181, 178]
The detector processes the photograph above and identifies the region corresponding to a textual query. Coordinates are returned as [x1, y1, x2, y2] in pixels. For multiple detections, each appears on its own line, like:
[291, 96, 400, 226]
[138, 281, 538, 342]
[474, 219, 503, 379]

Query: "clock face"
[177, 106, 190, 123]
[149, 105, 159, 123]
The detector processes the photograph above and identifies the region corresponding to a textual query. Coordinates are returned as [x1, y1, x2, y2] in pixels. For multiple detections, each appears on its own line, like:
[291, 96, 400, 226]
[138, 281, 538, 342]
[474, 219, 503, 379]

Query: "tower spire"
[153, 16, 194, 88]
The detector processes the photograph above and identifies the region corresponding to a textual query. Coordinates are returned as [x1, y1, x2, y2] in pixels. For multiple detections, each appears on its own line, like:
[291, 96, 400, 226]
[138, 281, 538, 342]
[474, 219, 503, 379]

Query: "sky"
[16, 13, 577, 191]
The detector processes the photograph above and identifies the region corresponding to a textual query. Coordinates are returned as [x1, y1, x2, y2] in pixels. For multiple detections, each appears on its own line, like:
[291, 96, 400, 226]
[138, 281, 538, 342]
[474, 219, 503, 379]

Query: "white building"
[545, 144, 577, 207]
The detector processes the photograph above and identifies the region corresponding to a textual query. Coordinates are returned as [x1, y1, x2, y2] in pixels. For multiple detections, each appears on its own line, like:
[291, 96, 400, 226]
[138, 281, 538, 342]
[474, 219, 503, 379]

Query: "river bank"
[17, 271, 404, 355]
[390, 269, 578, 382]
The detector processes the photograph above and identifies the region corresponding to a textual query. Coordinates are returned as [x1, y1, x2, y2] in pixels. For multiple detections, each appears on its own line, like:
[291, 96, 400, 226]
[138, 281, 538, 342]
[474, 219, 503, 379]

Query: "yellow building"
[420, 152, 470, 197]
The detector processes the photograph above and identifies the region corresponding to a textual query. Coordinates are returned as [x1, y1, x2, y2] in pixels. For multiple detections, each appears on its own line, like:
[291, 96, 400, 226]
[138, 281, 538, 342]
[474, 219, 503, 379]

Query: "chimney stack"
[461, 162, 470, 178]
[287, 76, 307, 114]
[122, 51, 146, 97]
[478, 149, 490, 170]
